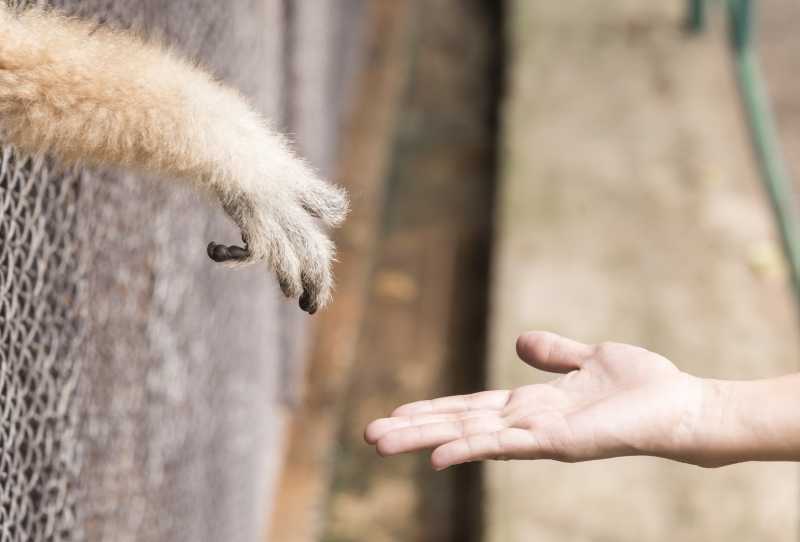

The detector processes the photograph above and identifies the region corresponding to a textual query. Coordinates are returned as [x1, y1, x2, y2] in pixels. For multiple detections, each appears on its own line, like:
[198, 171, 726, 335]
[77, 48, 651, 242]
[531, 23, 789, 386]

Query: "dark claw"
[299, 291, 310, 311]
[207, 241, 251, 262]
[278, 278, 293, 298]
[207, 242, 225, 260]
[226, 246, 249, 259]
[301, 202, 323, 220]
[299, 290, 317, 314]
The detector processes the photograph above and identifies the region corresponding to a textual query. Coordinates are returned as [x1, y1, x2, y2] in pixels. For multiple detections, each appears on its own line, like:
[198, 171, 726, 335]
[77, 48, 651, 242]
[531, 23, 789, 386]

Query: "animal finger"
[283, 215, 335, 314]
[207, 242, 251, 263]
[257, 221, 304, 299]
[300, 179, 349, 228]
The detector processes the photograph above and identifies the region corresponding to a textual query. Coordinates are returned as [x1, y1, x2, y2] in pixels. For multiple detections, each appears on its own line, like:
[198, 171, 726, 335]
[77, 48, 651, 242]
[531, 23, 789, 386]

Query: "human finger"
[391, 390, 511, 417]
[375, 416, 507, 457]
[516, 331, 593, 373]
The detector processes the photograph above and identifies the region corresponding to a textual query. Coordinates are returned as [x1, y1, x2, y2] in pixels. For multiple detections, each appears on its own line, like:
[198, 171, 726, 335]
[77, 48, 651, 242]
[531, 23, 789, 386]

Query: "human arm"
[365, 331, 800, 470]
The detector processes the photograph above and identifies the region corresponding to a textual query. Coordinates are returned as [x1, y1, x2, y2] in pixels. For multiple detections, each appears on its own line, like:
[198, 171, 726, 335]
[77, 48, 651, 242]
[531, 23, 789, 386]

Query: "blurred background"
[270, 1, 800, 541]
[2, 1, 796, 540]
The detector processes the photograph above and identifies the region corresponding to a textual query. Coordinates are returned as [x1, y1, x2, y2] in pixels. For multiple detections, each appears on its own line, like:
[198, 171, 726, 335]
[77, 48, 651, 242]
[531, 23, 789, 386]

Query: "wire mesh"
[0, 1, 361, 540]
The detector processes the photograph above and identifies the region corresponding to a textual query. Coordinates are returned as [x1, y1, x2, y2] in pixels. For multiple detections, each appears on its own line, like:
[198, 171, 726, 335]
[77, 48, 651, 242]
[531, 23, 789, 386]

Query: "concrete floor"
[487, 1, 799, 541]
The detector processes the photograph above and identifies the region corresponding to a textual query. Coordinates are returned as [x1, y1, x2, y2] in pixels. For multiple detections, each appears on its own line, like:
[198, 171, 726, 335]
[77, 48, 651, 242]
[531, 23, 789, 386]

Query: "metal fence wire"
[0, 150, 86, 542]
[0, 1, 362, 541]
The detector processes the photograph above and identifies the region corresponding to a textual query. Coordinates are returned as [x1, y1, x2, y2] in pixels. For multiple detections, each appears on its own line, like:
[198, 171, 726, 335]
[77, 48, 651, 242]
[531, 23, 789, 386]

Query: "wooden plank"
[267, 3, 414, 540]
[323, 1, 499, 540]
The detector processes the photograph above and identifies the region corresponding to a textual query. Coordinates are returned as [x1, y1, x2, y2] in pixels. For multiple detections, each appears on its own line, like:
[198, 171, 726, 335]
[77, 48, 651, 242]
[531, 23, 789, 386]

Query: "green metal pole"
[687, 0, 800, 303]
[728, 0, 800, 303]
[687, 0, 707, 32]
[728, 0, 753, 50]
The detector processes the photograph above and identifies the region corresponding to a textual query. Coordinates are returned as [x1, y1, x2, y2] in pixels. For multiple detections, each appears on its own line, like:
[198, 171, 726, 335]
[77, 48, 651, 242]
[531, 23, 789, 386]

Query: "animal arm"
[0, 5, 348, 313]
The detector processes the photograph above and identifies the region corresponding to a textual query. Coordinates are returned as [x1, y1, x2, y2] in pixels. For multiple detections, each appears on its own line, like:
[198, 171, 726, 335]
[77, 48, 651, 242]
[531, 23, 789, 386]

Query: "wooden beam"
[267, 3, 414, 540]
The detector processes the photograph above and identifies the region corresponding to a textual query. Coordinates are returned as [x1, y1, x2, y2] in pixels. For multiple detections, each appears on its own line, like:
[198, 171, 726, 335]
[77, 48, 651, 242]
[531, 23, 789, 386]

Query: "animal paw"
[208, 179, 349, 314]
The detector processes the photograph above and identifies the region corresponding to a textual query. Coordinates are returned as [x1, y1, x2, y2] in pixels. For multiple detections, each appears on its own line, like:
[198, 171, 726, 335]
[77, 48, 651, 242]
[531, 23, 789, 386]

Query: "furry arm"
[0, 5, 348, 313]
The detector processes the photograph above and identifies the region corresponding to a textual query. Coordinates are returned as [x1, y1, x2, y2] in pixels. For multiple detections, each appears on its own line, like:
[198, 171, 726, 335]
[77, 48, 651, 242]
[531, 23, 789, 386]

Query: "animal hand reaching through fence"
[0, 5, 347, 313]
[207, 155, 348, 313]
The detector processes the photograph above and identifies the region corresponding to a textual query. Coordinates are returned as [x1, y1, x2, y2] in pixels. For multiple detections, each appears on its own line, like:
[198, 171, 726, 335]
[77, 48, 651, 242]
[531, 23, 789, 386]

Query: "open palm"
[365, 331, 706, 470]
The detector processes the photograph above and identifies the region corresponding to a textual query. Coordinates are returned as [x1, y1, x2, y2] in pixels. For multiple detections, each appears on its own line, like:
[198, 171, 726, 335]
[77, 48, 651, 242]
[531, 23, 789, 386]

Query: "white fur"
[0, 4, 348, 312]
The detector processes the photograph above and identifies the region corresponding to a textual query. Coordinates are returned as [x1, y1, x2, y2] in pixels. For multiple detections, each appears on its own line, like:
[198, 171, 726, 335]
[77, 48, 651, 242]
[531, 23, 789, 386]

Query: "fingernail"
[227, 245, 249, 259]
[213, 244, 230, 261]
[299, 291, 311, 312]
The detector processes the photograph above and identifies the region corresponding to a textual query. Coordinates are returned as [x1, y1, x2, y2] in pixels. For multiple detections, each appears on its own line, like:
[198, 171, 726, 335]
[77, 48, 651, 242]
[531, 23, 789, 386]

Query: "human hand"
[365, 331, 712, 470]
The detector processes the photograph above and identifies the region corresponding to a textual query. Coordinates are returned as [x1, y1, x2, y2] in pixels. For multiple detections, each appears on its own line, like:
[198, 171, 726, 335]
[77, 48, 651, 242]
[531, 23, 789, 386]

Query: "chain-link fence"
[0, 1, 363, 540]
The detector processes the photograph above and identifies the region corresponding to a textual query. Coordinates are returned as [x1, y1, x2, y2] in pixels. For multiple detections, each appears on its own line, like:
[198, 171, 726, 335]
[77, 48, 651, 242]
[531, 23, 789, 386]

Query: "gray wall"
[0, 1, 363, 540]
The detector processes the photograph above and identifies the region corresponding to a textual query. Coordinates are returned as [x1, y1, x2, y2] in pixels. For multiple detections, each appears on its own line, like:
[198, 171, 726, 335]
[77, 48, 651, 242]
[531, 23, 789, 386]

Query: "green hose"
[687, 0, 707, 32]
[735, 48, 800, 302]
[691, 0, 800, 305]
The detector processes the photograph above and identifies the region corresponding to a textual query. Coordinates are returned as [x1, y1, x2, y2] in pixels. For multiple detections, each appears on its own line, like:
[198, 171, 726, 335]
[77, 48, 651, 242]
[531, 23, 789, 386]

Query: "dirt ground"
[487, 1, 799, 541]
[273, 1, 800, 541]
[761, 0, 800, 193]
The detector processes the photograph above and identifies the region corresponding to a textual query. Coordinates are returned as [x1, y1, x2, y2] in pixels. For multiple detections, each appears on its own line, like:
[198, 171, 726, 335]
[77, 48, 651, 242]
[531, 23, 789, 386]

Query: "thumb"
[516, 331, 593, 374]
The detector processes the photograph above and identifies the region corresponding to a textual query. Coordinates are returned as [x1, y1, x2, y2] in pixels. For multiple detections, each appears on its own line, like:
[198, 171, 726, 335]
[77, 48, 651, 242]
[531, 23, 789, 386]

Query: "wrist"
[680, 376, 800, 467]
[649, 373, 732, 467]
[682, 377, 738, 467]
[633, 372, 718, 466]
[631, 374, 737, 467]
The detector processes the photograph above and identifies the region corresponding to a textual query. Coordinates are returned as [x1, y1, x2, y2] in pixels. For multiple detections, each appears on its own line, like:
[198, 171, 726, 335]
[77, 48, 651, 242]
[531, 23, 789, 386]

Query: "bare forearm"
[688, 374, 800, 466]
[365, 333, 800, 470]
